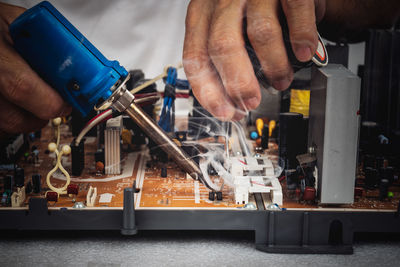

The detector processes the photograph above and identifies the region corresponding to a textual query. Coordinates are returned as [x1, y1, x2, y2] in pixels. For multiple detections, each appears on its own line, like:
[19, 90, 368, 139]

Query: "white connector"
[11, 186, 25, 207]
[86, 186, 97, 207]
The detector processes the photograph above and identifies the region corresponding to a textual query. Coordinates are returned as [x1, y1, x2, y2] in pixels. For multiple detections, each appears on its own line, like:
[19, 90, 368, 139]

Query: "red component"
[46, 191, 58, 202]
[303, 187, 316, 201]
[67, 184, 79, 195]
[354, 187, 364, 197]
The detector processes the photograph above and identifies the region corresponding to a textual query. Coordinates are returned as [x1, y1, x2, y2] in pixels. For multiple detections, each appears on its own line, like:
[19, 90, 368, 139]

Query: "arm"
[0, 2, 70, 137]
[183, 0, 400, 121]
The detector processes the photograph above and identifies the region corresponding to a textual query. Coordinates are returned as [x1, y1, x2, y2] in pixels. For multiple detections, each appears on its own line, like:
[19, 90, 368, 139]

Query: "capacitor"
[268, 120, 276, 137]
[250, 131, 259, 140]
[261, 124, 269, 149]
[67, 184, 79, 195]
[96, 161, 105, 173]
[46, 191, 58, 202]
[365, 167, 378, 189]
[14, 167, 25, 188]
[256, 118, 264, 136]
[161, 167, 168, 178]
[32, 174, 41, 193]
[279, 113, 304, 169]
[303, 187, 316, 201]
[208, 191, 215, 201]
[379, 179, 389, 201]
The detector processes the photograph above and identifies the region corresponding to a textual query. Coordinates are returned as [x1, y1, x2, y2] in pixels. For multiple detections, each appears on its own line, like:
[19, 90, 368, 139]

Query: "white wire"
[75, 109, 113, 145]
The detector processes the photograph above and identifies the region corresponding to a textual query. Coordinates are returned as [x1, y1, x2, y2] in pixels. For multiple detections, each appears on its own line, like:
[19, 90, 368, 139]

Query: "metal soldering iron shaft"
[124, 102, 203, 180]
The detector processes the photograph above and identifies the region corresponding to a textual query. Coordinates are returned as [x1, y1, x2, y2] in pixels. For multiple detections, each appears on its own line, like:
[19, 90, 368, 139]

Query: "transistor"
[14, 167, 24, 188]
[32, 174, 41, 193]
[261, 124, 269, 150]
[71, 139, 85, 176]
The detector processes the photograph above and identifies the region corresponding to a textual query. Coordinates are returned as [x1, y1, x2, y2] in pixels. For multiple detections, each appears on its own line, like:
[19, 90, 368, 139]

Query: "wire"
[130, 64, 182, 95]
[75, 109, 113, 145]
[55, 124, 60, 148]
[46, 144, 71, 194]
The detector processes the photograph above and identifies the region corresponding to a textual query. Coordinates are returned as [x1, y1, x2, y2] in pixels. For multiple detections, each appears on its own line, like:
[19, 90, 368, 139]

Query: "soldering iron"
[9, 1, 208, 188]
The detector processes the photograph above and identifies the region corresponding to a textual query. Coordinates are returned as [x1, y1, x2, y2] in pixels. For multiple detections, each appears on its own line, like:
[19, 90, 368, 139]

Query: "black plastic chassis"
[1, 188, 399, 254]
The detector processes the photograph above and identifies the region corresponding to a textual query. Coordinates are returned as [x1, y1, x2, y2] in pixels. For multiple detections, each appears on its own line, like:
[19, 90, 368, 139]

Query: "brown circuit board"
[0, 121, 399, 211]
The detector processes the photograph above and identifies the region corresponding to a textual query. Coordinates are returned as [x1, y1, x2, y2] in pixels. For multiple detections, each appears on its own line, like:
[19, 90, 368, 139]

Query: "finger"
[183, 0, 237, 120]
[207, 0, 261, 111]
[0, 3, 25, 24]
[0, 35, 68, 120]
[0, 95, 47, 134]
[247, 0, 293, 91]
[281, 0, 318, 62]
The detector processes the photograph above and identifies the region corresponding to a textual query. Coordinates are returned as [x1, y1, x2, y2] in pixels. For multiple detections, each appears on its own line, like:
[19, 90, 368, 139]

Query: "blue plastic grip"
[9, 1, 128, 116]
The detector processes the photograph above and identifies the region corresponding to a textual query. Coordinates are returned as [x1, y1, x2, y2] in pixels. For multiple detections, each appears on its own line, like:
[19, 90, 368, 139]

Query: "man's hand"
[183, 0, 325, 120]
[0, 3, 71, 136]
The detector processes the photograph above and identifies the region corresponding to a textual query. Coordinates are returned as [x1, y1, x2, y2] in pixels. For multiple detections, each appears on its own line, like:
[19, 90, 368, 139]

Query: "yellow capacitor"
[268, 120, 276, 137]
[256, 118, 264, 136]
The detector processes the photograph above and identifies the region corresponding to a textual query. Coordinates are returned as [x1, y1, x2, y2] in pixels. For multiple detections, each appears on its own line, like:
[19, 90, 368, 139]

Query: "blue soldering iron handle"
[9, 1, 128, 117]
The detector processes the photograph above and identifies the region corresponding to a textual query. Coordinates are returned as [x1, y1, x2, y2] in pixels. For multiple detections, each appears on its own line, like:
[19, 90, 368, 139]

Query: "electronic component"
[32, 174, 41, 194]
[261, 124, 269, 149]
[161, 167, 167, 178]
[365, 167, 379, 189]
[71, 139, 85, 176]
[86, 186, 97, 207]
[67, 184, 79, 195]
[14, 167, 25, 188]
[309, 65, 360, 204]
[11, 186, 25, 207]
[278, 112, 305, 170]
[46, 191, 58, 202]
[0, 134, 27, 164]
[10, 1, 206, 191]
[105, 116, 123, 175]
[208, 192, 215, 201]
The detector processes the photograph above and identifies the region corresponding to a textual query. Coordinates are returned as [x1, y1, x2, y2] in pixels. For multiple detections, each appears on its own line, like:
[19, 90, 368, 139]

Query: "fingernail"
[295, 45, 313, 62]
[273, 78, 291, 91]
[244, 97, 260, 110]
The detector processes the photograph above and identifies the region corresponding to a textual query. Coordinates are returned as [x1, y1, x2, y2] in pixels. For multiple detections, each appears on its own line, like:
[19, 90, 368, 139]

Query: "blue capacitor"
[9, 1, 128, 117]
[250, 131, 258, 140]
